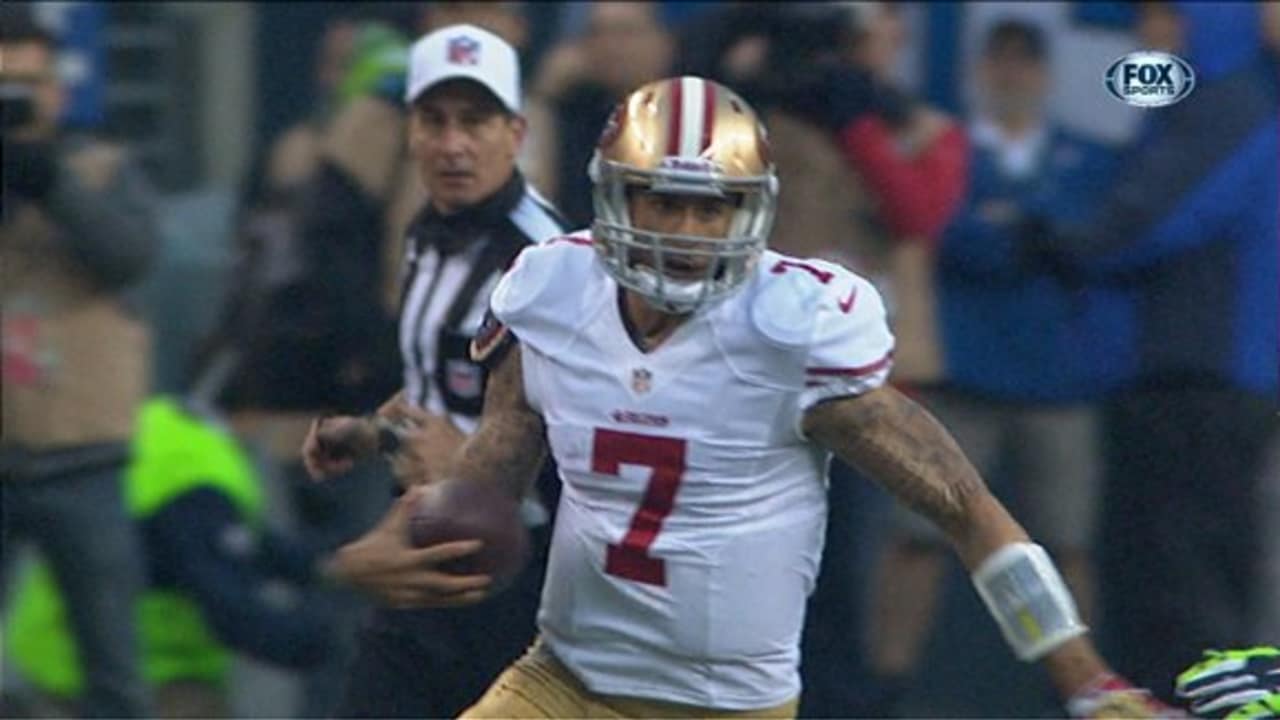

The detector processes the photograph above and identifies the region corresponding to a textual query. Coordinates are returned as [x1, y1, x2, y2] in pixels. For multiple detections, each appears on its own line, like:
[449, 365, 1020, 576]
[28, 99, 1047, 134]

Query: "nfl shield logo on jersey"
[447, 35, 480, 66]
[631, 368, 652, 395]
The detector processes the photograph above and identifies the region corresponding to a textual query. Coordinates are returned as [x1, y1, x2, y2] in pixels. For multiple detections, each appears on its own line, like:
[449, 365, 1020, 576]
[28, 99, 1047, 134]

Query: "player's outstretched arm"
[447, 343, 549, 501]
[803, 386, 1176, 716]
[803, 385, 1023, 565]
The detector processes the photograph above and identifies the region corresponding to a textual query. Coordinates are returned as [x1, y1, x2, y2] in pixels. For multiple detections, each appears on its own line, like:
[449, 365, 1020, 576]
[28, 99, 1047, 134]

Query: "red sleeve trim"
[805, 352, 894, 378]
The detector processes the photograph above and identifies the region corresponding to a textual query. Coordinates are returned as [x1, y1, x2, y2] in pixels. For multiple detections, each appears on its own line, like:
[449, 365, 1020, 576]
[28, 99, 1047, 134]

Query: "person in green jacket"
[5, 396, 337, 717]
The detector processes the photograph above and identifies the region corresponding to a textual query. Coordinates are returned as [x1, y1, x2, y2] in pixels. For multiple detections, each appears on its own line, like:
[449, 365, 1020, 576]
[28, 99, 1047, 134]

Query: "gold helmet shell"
[589, 76, 779, 314]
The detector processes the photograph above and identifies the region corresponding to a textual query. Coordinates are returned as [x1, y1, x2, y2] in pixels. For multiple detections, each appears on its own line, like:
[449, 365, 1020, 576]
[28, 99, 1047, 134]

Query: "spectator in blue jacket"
[1030, 1, 1278, 701]
[860, 21, 1124, 716]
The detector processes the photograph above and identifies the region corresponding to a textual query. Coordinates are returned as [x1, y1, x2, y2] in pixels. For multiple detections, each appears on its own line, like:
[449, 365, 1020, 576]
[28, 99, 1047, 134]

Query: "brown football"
[407, 478, 531, 591]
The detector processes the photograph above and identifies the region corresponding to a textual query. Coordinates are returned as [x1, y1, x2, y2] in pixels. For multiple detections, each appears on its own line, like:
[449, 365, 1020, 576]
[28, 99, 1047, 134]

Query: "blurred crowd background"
[1, 1, 1277, 718]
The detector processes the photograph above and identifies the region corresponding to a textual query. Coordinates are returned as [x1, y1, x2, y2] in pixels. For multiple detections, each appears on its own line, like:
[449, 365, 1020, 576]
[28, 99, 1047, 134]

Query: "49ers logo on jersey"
[610, 409, 669, 427]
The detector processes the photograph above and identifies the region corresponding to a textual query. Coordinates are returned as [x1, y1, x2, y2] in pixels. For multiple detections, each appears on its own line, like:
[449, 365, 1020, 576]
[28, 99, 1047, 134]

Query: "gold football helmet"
[589, 76, 778, 314]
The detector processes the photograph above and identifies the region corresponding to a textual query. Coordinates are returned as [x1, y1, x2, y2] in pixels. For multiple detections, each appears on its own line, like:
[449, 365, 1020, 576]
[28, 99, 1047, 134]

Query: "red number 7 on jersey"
[592, 429, 687, 587]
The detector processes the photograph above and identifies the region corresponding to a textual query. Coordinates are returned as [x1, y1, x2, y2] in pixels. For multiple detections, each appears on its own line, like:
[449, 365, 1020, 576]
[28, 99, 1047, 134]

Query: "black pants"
[331, 525, 550, 719]
[1099, 384, 1277, 701]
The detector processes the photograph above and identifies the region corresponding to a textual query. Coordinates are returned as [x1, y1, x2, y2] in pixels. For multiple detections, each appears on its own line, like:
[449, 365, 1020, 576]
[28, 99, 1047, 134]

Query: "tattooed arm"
[447, 343, 549, 501]
[802, 385, 1025, 567]
[803, 386, 1112, 699]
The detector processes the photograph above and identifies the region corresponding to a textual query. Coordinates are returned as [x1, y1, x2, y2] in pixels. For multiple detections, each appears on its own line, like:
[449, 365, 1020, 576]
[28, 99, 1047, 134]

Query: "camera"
[1, 79, 57, 207]
[0, 79, 37, 132]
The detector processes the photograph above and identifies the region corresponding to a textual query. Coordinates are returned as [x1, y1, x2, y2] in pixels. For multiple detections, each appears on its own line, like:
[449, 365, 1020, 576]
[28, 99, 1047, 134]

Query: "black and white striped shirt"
[397, 172, 567, 434]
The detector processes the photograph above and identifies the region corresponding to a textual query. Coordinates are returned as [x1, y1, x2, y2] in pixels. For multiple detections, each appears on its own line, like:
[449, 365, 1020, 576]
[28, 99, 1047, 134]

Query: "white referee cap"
[405, 23, 521, 113]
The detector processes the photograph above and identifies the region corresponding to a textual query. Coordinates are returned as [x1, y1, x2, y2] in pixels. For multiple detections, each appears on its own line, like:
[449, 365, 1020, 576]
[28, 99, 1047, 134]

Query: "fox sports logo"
[1105, 51, 1195, 108]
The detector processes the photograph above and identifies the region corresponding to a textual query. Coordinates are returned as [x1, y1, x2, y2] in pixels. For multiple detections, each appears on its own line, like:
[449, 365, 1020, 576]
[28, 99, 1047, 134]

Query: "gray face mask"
[589, 158, 778, 316]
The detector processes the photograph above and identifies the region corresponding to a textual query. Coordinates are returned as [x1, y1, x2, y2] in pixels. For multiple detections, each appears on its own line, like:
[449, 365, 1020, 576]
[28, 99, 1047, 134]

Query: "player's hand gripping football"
[1176, 647, 1280, 719]
[320, 485, 492, 608]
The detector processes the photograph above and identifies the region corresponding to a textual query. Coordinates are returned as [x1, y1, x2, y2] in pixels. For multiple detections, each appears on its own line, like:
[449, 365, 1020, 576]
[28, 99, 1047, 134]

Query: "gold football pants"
[461, 639, 799, 719]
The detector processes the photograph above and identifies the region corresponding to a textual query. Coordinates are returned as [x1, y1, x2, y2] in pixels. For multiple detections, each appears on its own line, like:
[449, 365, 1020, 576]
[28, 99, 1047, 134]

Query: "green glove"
[338, 22, 409, 107]
[1177, 647, 1280, 719]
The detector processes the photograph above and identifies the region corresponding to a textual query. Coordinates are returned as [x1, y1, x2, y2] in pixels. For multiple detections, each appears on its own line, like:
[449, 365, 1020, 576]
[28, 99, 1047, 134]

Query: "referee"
[301, 24, 567, 718]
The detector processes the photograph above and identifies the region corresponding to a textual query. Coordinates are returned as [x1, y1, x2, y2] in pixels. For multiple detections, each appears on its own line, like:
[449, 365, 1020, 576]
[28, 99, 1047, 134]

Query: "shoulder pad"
[749, 254, 861, 350]
[490, 232, 595, 321]
[488, 232, 599, 357]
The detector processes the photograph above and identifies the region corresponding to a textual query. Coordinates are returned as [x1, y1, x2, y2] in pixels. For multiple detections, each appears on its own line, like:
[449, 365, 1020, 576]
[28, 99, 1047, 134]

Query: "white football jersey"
[489, 232, 895, 710]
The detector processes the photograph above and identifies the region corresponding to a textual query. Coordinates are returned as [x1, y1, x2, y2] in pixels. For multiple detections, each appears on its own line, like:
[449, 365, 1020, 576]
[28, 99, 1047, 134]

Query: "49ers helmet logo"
[598, 103, 627, 150]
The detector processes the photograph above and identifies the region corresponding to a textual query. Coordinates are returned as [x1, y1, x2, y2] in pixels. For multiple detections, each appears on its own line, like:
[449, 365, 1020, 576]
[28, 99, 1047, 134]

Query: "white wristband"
[971, 542, 1089, 662]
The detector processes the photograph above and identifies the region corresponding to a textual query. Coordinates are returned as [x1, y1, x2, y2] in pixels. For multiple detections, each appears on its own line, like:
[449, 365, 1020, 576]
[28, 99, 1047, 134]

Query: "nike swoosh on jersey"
[838, 286, 858, 314]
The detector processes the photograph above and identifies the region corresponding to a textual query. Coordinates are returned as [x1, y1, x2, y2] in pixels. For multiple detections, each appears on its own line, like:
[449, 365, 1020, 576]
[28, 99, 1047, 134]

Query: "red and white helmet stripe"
[665, 76, 718, 158]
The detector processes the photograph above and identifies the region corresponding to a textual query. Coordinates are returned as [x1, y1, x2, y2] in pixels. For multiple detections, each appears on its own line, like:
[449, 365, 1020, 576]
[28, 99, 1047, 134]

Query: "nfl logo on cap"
[447, 35, 480, 66]
[406, 24, 521, 113]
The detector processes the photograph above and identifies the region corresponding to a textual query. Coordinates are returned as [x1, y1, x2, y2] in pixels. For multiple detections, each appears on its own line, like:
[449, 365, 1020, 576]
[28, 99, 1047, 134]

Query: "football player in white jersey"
[406, 76, 1174, 718]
